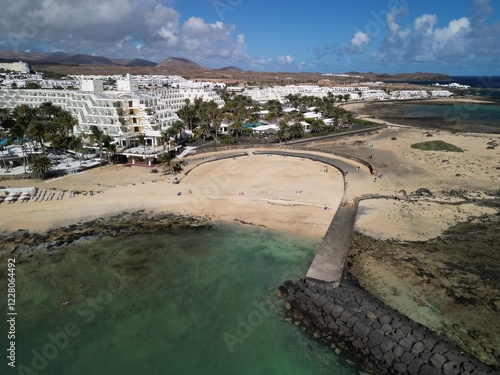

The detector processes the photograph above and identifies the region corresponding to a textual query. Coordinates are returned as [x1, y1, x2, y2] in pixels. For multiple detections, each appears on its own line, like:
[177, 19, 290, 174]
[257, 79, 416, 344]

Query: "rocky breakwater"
[279, 279, 498, 374]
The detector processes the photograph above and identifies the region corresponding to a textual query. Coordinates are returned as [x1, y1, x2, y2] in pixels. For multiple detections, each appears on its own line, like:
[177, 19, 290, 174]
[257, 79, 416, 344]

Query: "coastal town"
[1, 50, 499, 375]
[0, 60, 460, 178]
[2, 0, 500, 374]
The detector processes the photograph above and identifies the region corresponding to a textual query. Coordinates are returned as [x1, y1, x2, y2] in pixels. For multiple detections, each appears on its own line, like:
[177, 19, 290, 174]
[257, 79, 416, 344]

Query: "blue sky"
[1, 0, 499, 75]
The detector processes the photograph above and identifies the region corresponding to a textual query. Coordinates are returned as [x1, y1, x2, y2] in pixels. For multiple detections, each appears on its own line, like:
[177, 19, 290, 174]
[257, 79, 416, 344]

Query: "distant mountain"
[156, 57, 203, 70]
[37, 51, 74, 64]
[125, 58, 158, 67]
[359, 71, 452, 82]
[62, 54, 116, 66]
[0, 51, 50, 62]
[0, 50, 454, 85]
[216, 66, 243, 72]
[108, 57, 157, 66]
[0, 51, 157, 67]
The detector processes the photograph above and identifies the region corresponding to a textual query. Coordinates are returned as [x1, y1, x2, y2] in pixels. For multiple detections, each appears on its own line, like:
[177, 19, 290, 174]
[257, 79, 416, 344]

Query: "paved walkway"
[305, 200, 358, 285]
[252, 149, 364, 286]
[183, 148, 370, 286]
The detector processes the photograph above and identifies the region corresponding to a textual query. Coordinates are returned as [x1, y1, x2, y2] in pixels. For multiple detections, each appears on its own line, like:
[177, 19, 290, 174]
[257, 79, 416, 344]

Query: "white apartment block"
[242, 85, 374, 102]
[390, 90, 452, 99]
[0, 75, 224, 139]
[0, 61, 31, 74]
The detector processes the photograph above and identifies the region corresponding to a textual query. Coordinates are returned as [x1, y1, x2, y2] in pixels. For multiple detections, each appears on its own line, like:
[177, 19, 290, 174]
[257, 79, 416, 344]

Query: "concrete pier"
[305, 199, 359, 285]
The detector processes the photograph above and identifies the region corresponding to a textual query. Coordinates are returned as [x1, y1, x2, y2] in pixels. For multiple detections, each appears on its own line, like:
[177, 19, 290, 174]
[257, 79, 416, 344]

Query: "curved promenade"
[183, 146, 498, 374]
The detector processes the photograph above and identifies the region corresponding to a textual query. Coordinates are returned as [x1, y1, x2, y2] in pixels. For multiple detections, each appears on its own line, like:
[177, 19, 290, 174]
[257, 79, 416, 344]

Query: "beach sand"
[1, 112, 499, 365]
[0, 152, 345, 238]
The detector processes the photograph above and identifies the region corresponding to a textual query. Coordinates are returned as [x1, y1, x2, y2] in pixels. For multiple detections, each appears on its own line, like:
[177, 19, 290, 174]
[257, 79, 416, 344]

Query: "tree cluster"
[1, 102, 89, 178]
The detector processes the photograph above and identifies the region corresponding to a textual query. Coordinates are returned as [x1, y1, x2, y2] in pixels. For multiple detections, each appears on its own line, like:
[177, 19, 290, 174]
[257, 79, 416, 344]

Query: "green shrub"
[219, 135, 238, 145]
[410, 140, 463, 152]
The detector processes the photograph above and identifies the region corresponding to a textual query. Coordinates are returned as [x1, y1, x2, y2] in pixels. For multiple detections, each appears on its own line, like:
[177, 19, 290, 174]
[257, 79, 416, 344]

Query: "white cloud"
[0, 0, 248, 67]
[414, 14, 438, 34]
[350, 31, 370, 52]
[385, 5, 411, 45]
[277, 55, 294, 64]
[374, 1, 500, 68]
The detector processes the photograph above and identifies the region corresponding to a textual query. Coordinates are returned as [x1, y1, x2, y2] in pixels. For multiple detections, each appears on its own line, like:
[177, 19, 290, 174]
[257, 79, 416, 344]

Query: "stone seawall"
[279, 278, 498, 375]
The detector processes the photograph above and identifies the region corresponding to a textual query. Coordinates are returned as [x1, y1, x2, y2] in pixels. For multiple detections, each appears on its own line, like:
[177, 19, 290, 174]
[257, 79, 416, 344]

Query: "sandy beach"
[1, 104, 499, 365]
[0, 152, 346, 238]
[2, 125, 498, 240]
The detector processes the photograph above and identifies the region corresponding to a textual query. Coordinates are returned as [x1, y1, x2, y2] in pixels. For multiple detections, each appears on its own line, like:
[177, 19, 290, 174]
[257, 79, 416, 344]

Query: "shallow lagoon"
[2, 223, 360, 375]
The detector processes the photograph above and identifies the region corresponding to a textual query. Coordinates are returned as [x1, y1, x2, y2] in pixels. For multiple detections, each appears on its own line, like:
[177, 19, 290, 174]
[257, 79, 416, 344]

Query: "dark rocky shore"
[278, 278, 499, 375]
[0, 211, 213, 261]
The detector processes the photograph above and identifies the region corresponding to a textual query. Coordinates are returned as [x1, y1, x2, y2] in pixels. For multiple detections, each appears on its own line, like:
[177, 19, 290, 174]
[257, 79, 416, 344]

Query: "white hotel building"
[0, 75, 224, 148]
[241, 85, 452, 102]
[242, 85, 373, 102]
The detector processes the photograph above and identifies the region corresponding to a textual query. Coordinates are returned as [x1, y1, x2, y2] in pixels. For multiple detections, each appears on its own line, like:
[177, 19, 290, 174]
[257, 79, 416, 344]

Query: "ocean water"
[401, 102, 500, 133]
[389, 76, 500, 99]
[1, 224, 359, 375]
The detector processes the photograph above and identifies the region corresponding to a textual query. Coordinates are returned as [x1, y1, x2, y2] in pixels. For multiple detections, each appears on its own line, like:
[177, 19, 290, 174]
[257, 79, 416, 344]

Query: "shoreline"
[1, 108, 499, 369]
[343, 97, 500, 134]
[0, 211, 214, 260]
[0, 151, 346, 239]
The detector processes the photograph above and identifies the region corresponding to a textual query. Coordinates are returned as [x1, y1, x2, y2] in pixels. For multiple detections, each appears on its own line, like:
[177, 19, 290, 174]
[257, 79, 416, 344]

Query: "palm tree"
[160, 130, 172, 151]
[288, 123, 305, 139]
[230, 121, 244, 139]
[157, 152, 182, 175]
[89, 125, 105, 168]
[170, 120, 185, 141]
[273, 121, 290, 143]
[196, 120, 212, 141]
[137, 133, 147, 154]
[0, 128, 9, 171]
[30, 154, 53, 179]
[202, 100, 221, 141]
[264, 100, 283, 122]
[58, 110, 77, 137]
[11, 104, 36, 163]
[285, 94, 301, 109]
[27, 120, 48, 155]
[310, 119, 325, 134]
[106, 143, 118, 168]
[68, 135, 84, 168]
[177, 99, 198, 131]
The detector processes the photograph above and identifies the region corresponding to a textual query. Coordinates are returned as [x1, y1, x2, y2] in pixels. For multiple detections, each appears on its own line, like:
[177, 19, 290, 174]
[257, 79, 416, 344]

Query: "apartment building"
[242, 85, 374, 102]
[0, 75, 224, 141]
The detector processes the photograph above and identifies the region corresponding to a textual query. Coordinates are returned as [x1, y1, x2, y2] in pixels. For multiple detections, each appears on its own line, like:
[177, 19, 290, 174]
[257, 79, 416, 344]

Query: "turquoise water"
[243, 121, 267, 128]
[1, 224, 359, 375]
